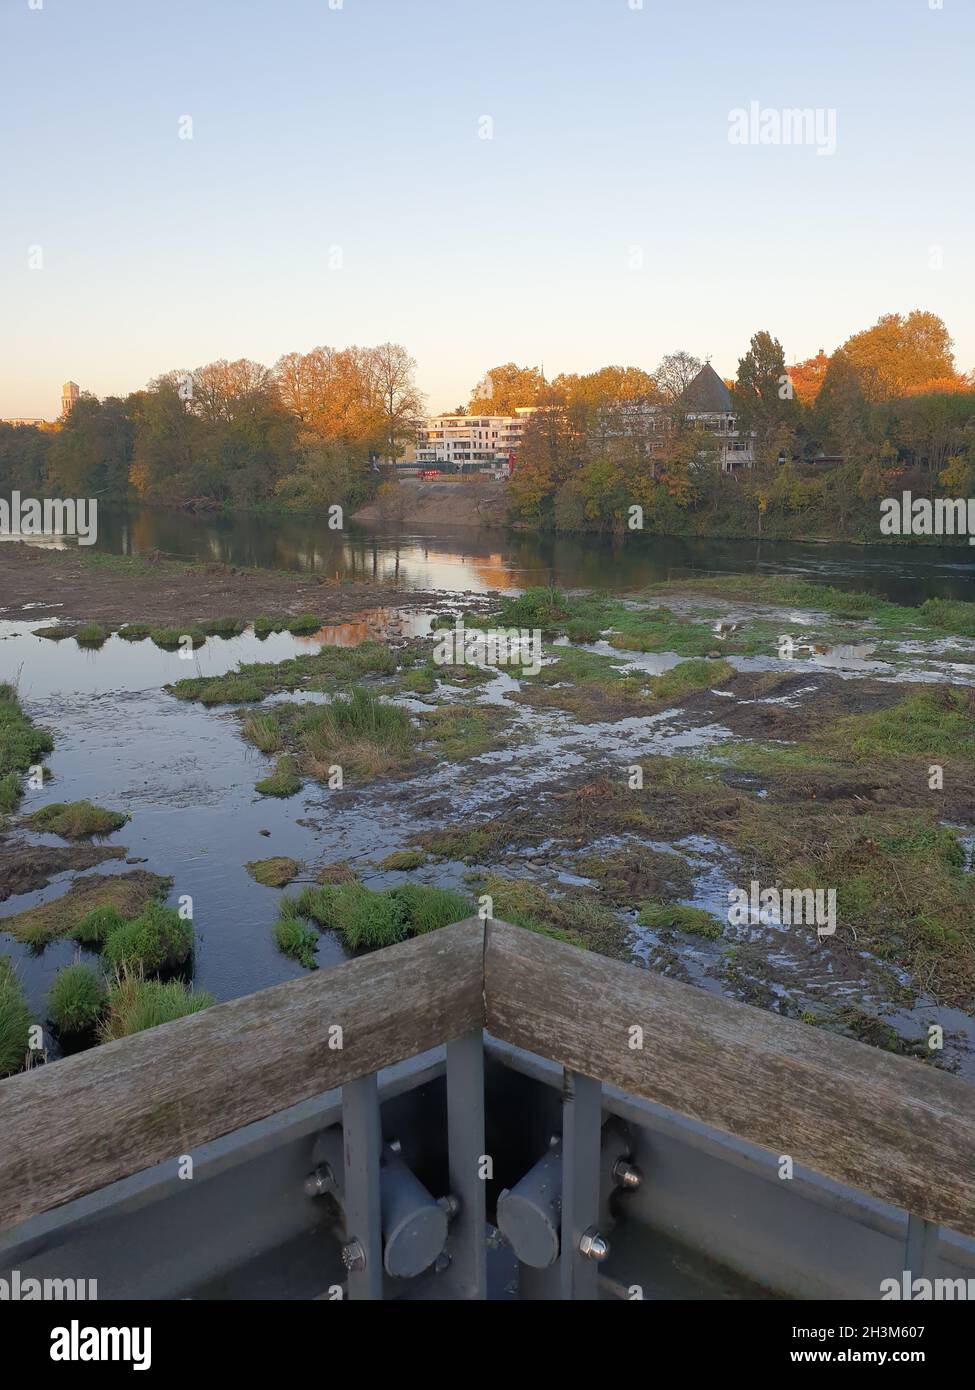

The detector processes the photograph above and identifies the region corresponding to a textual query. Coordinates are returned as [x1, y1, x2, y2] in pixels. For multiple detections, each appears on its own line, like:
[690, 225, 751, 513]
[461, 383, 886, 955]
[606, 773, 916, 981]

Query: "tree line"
[0, 343, 424, 514]
[2, 311, 973, 541]
[490, 312, 975, 539]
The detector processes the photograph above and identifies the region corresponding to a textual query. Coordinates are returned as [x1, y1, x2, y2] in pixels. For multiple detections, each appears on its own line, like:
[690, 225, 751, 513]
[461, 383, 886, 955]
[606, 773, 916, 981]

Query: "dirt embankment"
[352, 478, 508, 529]
[0, 544, 485, 626]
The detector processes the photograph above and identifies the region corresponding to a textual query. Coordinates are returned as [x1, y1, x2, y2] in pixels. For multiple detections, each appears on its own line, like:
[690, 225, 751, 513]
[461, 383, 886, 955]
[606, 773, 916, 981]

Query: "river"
[86, 506, 975, 604]
[2, 512, 975, 1076]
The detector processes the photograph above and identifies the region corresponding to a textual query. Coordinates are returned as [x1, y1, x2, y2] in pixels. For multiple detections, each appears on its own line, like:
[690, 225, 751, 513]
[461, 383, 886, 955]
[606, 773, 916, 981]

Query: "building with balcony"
[415, 408, 537, 472]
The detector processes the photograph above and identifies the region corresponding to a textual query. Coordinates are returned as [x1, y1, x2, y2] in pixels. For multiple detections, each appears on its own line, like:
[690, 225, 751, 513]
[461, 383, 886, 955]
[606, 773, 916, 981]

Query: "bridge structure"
[1, 918, 973, 1300]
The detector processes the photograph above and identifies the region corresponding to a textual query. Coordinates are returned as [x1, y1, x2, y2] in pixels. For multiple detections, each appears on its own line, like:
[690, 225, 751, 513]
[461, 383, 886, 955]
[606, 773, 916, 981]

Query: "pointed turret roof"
[683, 363, 732, 414]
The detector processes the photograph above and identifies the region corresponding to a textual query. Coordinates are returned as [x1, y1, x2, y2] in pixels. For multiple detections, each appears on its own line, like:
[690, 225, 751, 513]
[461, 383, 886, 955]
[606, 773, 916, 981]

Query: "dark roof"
[683, 363, 733, 414]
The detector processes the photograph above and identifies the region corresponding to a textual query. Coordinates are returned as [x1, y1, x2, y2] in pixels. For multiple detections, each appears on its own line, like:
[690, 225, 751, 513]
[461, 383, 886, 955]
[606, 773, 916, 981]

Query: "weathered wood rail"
[1, 915, 974, 1247]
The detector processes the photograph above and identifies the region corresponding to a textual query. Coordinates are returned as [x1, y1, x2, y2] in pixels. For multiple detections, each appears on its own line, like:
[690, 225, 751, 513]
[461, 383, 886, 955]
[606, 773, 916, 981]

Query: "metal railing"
[1, 917, 973, 1298]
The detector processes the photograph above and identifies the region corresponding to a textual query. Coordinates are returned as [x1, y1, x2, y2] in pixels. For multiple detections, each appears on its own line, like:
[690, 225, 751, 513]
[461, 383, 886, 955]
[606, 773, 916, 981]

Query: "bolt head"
[341, 1239, 366, 1273]
[579, 1227, 610, 1262]
[612, 1158, 643, 1191]
[437, 1194, 461, 1221]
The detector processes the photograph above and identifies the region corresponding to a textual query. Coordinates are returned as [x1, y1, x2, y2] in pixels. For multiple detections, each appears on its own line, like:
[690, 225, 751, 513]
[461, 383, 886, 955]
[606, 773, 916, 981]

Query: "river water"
[2, 512, 974, 1074]
[84, 506, 975, 604]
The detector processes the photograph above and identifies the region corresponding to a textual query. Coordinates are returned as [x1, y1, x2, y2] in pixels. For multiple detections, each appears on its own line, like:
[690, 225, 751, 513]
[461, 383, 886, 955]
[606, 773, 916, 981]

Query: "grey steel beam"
[342, 1072, 384, 1300]
[446, 1030, 487, 1298]
[560, 1069, 604, 1300]
[905, 1214, 940, 1282]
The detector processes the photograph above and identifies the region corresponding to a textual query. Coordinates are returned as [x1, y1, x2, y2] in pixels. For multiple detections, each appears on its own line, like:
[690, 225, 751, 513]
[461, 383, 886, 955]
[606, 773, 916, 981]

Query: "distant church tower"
[60, 381, 80, 418]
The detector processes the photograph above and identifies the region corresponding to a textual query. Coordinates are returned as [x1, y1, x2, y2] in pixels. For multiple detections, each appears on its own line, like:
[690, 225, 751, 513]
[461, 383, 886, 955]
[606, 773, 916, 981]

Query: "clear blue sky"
[2, 0, 973, 419]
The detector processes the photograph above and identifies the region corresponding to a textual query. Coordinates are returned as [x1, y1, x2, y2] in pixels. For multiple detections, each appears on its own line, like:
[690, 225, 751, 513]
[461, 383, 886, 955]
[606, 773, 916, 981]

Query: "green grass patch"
[290, 883, 408, 949]
[283, 880, 472, 955]
[0, 682, 53, 813]
[287, 613, 322, 634]
[28, 800, 129, 840]
[169, 641, 396, 706]
[47, 963, 107, 1033]
[150, 626, 206, 650]
[418, 825, 506, 862]
[494, 586, 570, 628]
[379, 849, 427, 871]
[824, 687, 975, 764]
[274, 910, 319, 968]
[33, 623, 76, 641]
[255, 754, 302, 797]
[241, 711, 286, 753]
[2, 871, 171, 949]
[285, 687, 416, 780]
[76, 622, 108, 647]
[476, 874, 621, 952]
[200, 617, 244, 636]
[0, 958, 31, 1077]
[102, 902, 193, 976]
[649, 658, 734, 702]
[99, 973, 213, 1040]
[246, 856, 301, 887]
[71, 904, 128, 946]
[388, 883, 472, 934]
[419, 704, 514, 759]
[117, 622, 152, 641]
[638, 902, 724, 939]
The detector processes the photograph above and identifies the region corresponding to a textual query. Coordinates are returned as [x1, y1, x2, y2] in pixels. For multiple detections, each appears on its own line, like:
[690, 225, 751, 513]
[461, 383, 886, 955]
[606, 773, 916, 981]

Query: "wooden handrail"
[0, 919, 485, 1232]
[484, 920, 975, 1240]
[2, 915, 974, 1240]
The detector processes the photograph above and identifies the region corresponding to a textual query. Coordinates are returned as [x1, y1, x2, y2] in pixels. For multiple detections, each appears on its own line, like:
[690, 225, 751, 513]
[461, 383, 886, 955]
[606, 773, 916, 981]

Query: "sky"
[2, 0, 973, 419]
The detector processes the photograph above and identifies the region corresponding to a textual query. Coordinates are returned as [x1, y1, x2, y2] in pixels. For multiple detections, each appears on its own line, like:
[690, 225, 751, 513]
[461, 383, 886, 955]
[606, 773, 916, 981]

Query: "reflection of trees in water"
[90, 507, 973, 604]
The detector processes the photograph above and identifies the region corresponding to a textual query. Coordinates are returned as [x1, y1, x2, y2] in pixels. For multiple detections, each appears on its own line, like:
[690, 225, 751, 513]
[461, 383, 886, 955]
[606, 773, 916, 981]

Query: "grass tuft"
[638, 902, 724, 939]
[46, 963, 107, 1033]
[28, 801, 129, 840]
[246, 856, 301, 887]
[99, 972, 213, 1040]
[102, 902, 193, 976]
[255, 753, 302, 797]
[71, 904, 128, 946]
[0, 958, 31, 1077]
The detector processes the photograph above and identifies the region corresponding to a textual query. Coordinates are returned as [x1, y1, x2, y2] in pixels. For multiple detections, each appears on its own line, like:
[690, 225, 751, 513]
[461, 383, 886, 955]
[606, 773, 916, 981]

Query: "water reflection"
[75, 507, 975, 605]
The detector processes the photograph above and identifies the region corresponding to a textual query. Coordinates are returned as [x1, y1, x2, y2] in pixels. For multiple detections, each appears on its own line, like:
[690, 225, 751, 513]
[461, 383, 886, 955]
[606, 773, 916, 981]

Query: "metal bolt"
[612, 1158, 643, 1191]
[388, 1138, 402, 1155]
[437, 1193, 461, 1222]
[303, 1164, 336, 1198]
[578, 1227, 610, 1262]
[341, 1239, 366, 1273]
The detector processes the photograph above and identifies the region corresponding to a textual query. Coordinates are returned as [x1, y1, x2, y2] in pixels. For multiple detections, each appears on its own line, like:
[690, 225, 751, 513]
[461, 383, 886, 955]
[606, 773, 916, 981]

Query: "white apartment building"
[412, 366, 753, 475]
[414, 407, 537, 470]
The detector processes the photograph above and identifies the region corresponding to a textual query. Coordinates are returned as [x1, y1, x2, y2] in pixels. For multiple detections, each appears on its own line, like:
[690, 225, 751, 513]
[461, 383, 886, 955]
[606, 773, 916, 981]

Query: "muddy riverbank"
[0, 543, 474, 627]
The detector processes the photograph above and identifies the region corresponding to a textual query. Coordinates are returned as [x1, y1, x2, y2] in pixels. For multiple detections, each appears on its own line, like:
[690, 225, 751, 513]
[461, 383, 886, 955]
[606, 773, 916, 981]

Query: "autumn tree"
[787, 350, 831, 405]
[469, 363, 545, 415]
[653, 351, 702, 432]
[370, 342, 425, 467]
[841, 311, 955, 400]
[731, 331, 796, 470]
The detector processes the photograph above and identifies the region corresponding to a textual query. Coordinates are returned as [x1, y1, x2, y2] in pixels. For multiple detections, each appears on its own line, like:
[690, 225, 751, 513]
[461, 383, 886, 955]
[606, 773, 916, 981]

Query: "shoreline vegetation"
[3, 314, 974, 543]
